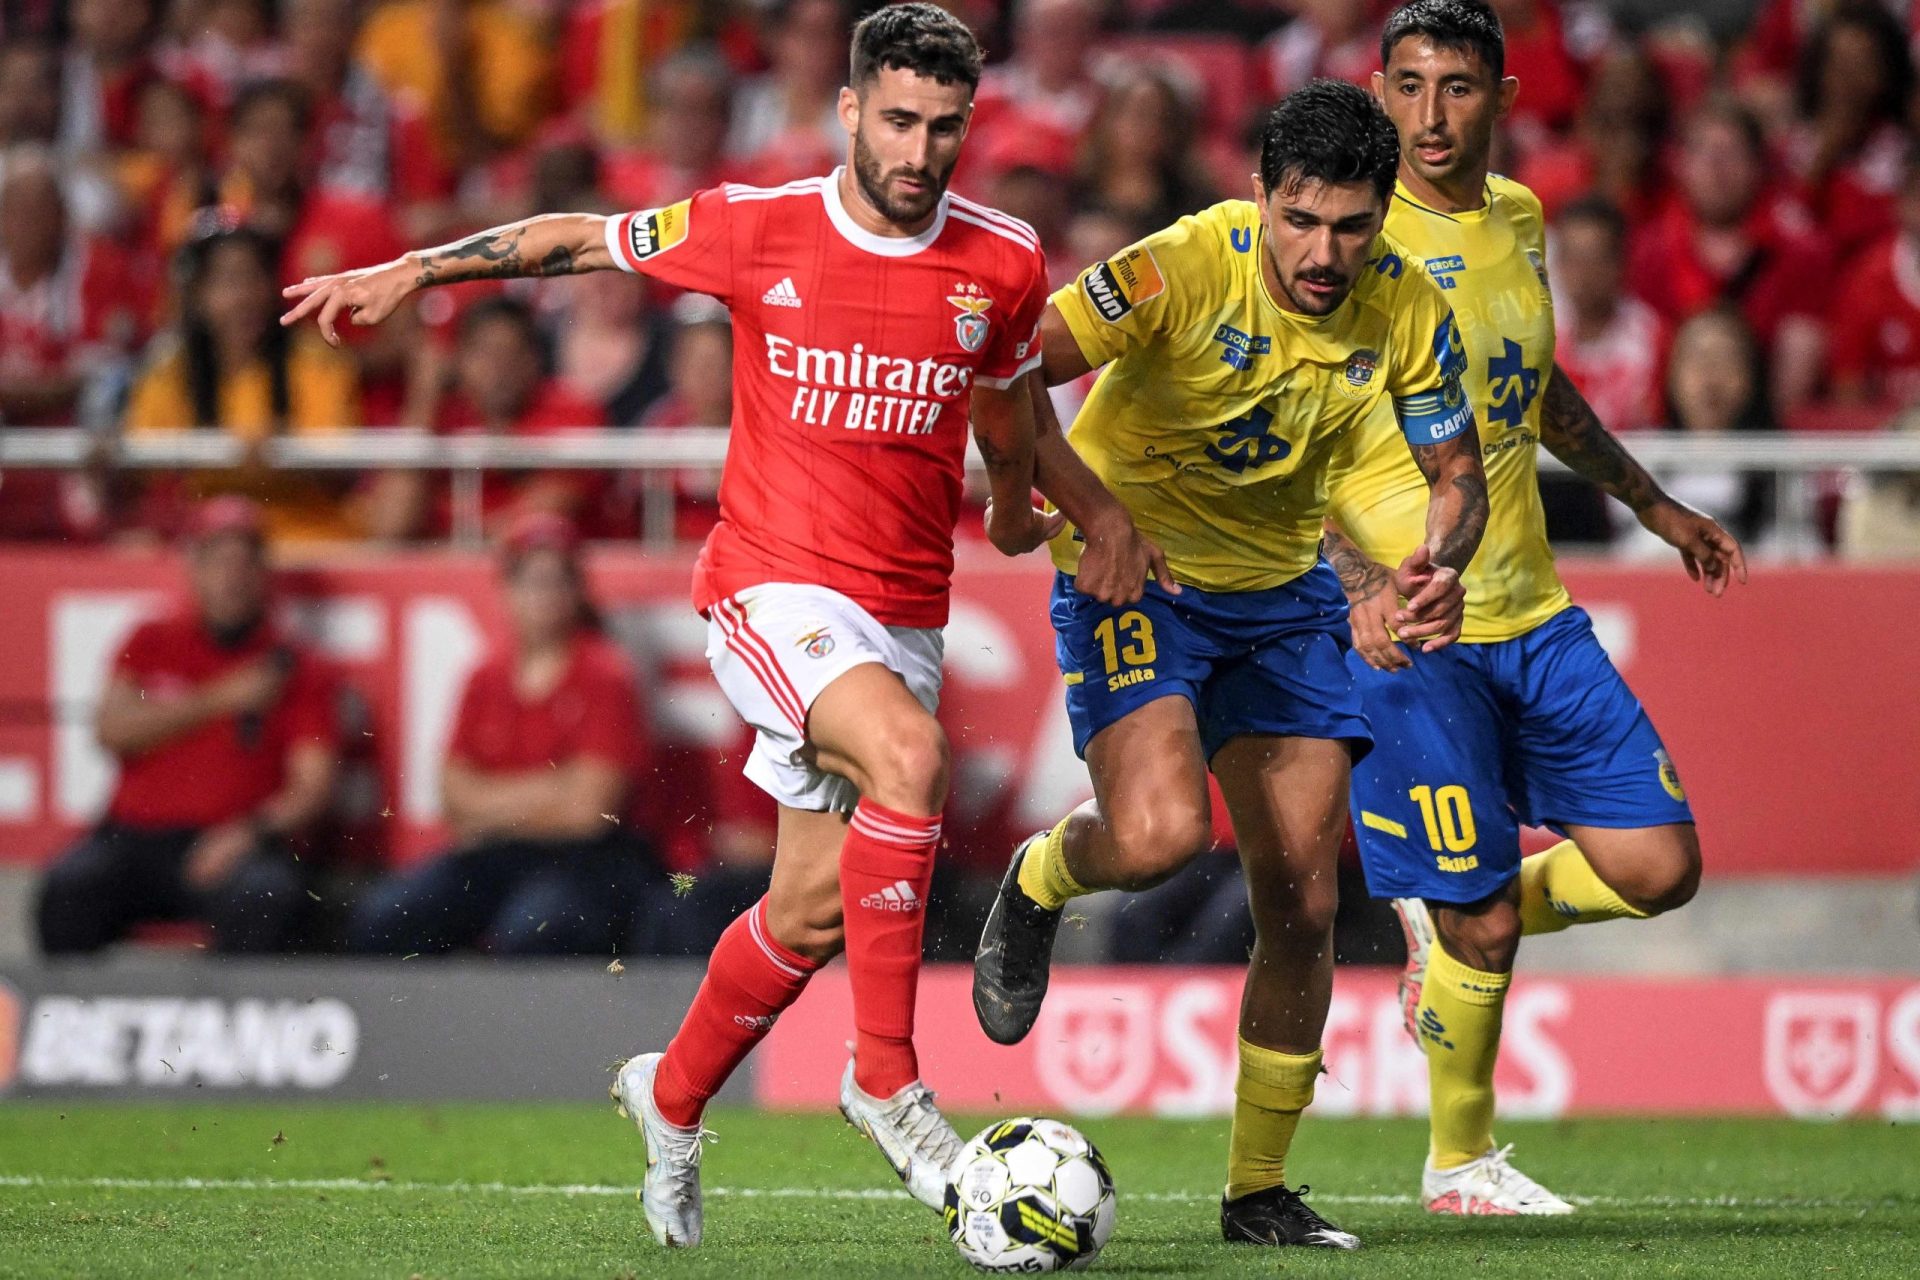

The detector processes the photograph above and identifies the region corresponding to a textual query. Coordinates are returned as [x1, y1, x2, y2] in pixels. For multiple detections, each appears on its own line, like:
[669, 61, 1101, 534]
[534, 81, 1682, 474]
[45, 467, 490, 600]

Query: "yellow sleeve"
[1050, 213, 1204, 370]
[1383, 267, 1474, 445]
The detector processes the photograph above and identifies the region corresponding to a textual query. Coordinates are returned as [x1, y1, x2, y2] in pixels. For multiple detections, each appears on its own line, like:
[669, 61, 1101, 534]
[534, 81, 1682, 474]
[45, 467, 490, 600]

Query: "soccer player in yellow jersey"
[972, 82, 1491, 1250]
[1324, 0, 1748, 1215]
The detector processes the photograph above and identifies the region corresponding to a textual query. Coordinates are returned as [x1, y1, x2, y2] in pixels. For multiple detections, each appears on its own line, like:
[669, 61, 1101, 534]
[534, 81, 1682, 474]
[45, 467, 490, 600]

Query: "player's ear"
[1496, 76, 1519, 120]
[1370, 70, 1387, 107]
[837, 85, 861, 137]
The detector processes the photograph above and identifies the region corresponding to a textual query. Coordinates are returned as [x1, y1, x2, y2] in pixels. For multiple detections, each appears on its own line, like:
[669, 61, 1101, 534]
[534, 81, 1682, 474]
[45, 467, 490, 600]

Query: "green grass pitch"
[1, 1103, 1915, 1278]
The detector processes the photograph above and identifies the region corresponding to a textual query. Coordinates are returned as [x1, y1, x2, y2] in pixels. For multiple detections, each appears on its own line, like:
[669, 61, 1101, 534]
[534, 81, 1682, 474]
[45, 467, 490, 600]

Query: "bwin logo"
[859, 880, 922, 912]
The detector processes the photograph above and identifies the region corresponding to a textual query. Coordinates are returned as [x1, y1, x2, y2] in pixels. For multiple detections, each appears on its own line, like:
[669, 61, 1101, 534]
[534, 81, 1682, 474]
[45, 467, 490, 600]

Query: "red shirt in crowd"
[1629, 196, 1832, 349]
[1555, 295, 1670, 431]
[602, 173, 1049, 627]
[431, 378, 615, 535]
[1829, 234, 1920, 408]
[107, 614, 339, 830]
[448, 632, 651, 822]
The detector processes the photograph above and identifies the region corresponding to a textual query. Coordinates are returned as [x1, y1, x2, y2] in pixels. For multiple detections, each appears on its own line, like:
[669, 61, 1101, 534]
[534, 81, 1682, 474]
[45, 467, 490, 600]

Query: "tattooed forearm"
[1431, 472, 1488, 573]
[413, 226, 587, 288]
[1539, 363, 1668, 514]
[1321, 521, 1391, 602]
[1407, 432, 1489, 573]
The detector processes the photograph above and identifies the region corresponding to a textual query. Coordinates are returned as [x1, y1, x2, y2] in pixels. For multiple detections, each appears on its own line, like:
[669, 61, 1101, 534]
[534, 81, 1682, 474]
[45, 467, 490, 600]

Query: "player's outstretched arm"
[1024, 371, 1176, 604]
[1539, 363, 1748, 596]
[279, 214, 614, 346]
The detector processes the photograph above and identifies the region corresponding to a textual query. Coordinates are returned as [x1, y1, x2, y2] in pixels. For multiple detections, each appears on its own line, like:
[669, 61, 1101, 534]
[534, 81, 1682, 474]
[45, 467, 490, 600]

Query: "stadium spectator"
[554, 0, 704, 145]
[1785, 0, 1915, 266]
[155, 0, 282, 110]
[60, 0, 165, 156]
[1, 38, 123, 233]
[1615, 308, 1777, 557]
[116, 76, 215, 267]
[282, 0, 453, 224]
[1485, 0, 1591, 149]
[1630, 98, 1831, 412]
[1829, 154, 1920, 411]
[1074, 65, 1219, 230]
[600, 45, 739, 211]
[726, 0, 849, 184]
[551, 266, 671, 429]
[1516, 42, 1670, 224]
[346, 514, 660, 956]
[634, 293, 732, 540]
[1552, 196, 1667, 434]
[0, 146, 150, 539]
[352, 0, 554, 173]
[970, 0, 1103, 178]
[124, 220, 363, 543]
[34, 497, 340, 954]
[1257, 0, 1380, 99]
[370, 295, 610, 540]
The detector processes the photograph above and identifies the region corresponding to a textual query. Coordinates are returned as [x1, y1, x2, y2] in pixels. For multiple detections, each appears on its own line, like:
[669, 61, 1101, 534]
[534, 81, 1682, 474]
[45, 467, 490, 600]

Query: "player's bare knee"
[1434, 897, 1521, 972]
[858, 714, 949, 815]
[1105, 803, 1209, 892]
[765, 896, 844, 964]
[1248, 872, 1338, 954]
[1629, 828, 1702, 916]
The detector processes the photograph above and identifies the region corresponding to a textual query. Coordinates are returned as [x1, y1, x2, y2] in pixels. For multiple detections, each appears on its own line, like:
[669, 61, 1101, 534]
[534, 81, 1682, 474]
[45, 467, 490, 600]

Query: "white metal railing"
[4, 427, 1917, 550]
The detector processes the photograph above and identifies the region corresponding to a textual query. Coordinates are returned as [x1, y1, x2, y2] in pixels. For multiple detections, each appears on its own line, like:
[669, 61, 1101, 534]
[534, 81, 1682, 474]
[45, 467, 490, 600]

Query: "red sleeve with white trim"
[976, 243, 1049, 390]
[602, 186, 736, 304]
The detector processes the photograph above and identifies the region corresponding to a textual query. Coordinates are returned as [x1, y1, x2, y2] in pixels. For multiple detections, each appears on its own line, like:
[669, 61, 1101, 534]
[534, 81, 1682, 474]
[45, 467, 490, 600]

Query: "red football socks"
[840, 799, 942, 1098]
[652, 897, 821, 1129]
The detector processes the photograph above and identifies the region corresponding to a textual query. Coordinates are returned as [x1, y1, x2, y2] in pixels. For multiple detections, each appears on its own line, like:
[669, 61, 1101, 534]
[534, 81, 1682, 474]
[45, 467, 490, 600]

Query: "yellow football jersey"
[1052, 200, 1470, 593]
[1328, 175, 1572, 641]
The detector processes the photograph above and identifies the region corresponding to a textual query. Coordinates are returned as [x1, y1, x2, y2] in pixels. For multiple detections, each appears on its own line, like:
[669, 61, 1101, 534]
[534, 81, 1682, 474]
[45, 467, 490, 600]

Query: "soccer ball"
[944, 1117, 1117, 1273]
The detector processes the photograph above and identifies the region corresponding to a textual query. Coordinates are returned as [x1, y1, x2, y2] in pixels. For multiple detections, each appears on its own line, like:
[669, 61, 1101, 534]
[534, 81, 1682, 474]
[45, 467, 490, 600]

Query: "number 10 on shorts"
[1410, 784, 1477, 859]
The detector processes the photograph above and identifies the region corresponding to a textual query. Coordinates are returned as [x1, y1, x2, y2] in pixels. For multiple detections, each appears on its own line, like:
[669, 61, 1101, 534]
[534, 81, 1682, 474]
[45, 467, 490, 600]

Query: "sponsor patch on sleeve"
[1081, 246, 1165, 323]
[626, 199, 692, 261]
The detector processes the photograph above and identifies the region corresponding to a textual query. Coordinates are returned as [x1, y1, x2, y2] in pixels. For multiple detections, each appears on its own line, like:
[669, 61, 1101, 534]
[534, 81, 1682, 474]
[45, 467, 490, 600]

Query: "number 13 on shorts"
[1093, 611, 1157, 674]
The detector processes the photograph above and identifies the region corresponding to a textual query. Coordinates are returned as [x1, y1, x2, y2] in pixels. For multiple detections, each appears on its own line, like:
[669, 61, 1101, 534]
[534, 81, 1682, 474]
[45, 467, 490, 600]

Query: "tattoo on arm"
[1539, 363, 1667, 514]
[1407, 434, 1490, 574]
[414, 228, 583, 287]
[1321, 522, 1390, 603]
[1434, 472, 1488, 572]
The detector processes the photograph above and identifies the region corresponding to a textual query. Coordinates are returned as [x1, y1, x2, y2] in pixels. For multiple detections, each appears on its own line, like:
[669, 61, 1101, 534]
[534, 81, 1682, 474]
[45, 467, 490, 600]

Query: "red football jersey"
[602, 170, 1049, 628]
[1829, 235, 1920, 407]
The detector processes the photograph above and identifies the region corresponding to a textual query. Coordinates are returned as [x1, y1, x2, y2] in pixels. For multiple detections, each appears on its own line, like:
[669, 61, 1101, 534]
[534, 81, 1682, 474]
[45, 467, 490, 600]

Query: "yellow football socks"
[1225, 1039, 1321, 1199]
[1015, 817, 1088, 911]
[1517, 839, 1648, 936]
[1419, 942, 1511, 1170]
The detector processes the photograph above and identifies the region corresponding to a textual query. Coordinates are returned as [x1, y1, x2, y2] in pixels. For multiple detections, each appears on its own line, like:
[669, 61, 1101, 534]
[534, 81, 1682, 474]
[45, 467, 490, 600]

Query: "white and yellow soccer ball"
[944, 1117, 1117, 1273]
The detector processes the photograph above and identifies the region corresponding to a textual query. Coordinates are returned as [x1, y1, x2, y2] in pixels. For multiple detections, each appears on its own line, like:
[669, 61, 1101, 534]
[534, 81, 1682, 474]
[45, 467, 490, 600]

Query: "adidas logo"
[858, 880, 922, 912]
[762, 276, 803, 308]
[732, 1013, 778, 1031]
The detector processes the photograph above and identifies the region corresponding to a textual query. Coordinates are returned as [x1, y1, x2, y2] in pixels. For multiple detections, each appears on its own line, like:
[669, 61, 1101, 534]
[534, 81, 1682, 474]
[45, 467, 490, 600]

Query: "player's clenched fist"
[280, 259, 417, 347]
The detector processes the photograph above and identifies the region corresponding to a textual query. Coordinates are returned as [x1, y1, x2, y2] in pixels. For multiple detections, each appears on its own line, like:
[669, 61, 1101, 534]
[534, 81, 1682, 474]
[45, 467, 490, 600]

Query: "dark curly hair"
[1257, 80, 1400, 203]
[1380, 0, 1506, 80]
[850, 3, 983, 92]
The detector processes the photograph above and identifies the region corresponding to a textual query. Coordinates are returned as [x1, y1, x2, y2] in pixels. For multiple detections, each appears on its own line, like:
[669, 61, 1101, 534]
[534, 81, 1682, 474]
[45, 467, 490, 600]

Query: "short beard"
[852, 130, 946, 226]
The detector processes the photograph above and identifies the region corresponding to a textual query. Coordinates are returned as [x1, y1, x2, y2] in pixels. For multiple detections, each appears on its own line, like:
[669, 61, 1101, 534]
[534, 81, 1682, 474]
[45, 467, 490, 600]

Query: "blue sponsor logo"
[1425, 254, 1466, 290]
[1211, 323, 1272, 372]
[1371, 252, 1404, 279]
[1230, 226, 1254, 253]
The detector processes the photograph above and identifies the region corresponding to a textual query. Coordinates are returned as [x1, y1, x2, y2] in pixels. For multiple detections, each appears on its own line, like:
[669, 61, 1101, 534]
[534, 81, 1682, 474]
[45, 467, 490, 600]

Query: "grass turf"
[0, 1104, 1914, 1278]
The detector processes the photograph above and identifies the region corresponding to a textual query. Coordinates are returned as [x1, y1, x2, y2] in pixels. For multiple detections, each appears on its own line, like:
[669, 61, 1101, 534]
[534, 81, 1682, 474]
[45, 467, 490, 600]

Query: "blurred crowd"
[3, 0, 1920, 554]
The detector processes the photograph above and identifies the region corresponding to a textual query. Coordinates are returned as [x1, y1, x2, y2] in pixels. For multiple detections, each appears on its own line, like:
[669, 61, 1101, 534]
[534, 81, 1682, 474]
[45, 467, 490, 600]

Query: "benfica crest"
[948, 283, 993, 353]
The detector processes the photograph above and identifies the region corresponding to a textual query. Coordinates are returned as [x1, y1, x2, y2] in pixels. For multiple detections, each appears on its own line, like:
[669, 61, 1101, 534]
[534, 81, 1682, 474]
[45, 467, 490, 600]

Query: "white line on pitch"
[0, 1175, 1907, 1211]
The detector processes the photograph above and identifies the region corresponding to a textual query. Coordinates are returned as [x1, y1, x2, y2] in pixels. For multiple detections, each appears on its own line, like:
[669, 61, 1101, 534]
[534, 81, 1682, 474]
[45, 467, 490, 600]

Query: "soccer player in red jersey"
[281, 3, 1164, 1249]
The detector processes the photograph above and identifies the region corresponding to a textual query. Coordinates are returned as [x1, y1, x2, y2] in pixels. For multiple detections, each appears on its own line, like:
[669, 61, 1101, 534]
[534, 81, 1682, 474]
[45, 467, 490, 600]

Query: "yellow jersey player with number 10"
[973, 82, 1491, 1253]
[1324, 0, 1749, 1219]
